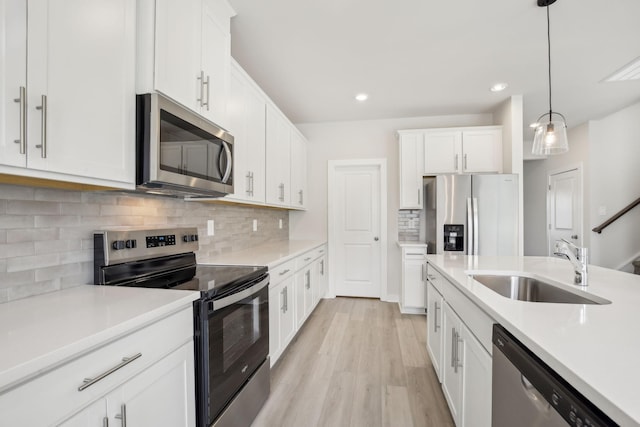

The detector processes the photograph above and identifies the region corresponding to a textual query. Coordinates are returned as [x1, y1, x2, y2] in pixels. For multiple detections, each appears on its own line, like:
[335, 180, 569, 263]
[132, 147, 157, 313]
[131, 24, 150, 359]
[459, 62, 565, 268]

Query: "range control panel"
[95, 227, 199, 266]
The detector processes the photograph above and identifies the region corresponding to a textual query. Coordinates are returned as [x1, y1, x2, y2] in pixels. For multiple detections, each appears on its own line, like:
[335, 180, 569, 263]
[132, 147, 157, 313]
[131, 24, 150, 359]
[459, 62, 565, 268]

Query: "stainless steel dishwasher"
[492, 325, 617, 427]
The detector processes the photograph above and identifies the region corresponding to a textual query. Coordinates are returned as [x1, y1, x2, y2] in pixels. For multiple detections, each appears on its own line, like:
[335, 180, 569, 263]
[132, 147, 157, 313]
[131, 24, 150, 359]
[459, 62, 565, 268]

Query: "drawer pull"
[304, 257, 311, 261]
[78, 353, 142, 391]
[279, 269, 290, 276]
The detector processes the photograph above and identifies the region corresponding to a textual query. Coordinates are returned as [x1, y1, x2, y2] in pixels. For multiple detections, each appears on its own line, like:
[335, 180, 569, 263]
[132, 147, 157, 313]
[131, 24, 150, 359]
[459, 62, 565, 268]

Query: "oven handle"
[212, 276, 269, 311]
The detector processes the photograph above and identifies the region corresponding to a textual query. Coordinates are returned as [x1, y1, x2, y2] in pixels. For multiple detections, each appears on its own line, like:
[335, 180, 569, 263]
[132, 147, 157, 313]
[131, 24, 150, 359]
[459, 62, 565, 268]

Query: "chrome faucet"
[554, 239, 589, 287]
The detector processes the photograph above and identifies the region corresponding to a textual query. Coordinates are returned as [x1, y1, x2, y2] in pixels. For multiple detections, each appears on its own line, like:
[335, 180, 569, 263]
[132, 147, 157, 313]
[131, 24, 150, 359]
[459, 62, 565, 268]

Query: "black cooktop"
[172, 264, 268, 298]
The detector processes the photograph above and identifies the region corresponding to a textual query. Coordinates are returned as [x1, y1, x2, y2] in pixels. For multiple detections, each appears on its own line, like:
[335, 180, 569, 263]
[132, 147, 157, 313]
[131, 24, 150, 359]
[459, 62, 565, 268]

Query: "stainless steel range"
[93, 227, 270, 427]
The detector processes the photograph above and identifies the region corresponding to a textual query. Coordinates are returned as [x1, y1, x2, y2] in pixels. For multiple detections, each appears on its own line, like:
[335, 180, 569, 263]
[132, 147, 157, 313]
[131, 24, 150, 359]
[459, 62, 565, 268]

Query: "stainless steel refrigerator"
[422, 174, 519, 256]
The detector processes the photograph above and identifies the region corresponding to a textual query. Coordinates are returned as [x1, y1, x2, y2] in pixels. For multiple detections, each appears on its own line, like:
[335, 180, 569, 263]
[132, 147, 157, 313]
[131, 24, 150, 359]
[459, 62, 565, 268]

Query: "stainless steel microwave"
[136, 93, 234, 198]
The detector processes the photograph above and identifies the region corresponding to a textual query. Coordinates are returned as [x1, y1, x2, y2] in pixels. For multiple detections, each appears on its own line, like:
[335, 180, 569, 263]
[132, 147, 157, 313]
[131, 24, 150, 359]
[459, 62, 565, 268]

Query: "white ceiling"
[228, 0, 640, 140]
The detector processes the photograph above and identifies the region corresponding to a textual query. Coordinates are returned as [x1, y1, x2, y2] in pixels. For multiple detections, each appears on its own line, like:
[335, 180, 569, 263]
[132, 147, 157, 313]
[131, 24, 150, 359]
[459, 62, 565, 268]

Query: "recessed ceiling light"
[490, 83, 508, 92]
[355, 93, 368, 101]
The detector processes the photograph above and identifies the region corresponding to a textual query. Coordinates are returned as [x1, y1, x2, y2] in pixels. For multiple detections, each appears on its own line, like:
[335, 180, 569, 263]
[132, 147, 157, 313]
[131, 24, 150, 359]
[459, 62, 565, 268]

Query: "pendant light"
[531, 0, 569, 155]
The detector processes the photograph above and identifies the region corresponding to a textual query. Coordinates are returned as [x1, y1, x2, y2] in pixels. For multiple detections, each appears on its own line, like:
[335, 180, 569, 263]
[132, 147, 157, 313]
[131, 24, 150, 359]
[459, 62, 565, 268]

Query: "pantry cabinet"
[224, 60, 266, 203]
[398, 131, 425, 209]
[423, 127, 502, 174]
[0, 0, 136, 187]
[140, 0, 234, 129]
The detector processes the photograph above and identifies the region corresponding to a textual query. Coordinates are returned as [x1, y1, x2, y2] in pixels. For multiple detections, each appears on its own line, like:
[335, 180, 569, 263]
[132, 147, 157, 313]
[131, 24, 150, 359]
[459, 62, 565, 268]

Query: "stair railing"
[592, 197, 640, 234]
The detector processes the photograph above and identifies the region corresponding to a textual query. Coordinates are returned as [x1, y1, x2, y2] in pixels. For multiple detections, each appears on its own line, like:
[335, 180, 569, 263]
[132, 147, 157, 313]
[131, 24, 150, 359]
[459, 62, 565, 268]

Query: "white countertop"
[0, 285, 199, 393]
[426, 254, 640, 426]
[397, 241, 428, 248]
[198, 239, 326, 269]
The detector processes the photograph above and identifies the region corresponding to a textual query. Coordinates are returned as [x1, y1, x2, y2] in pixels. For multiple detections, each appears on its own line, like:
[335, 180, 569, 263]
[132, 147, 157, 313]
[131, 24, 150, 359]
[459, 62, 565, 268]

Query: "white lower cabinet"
[426, 280, 444, 382]
[60, 342, 196, 427]
[268, 272, 296, 366]
[400, 247, 427, 314]
[269, 244, 327, 366]
[427, 261, 492, 427]
[0, 306, 196, 426]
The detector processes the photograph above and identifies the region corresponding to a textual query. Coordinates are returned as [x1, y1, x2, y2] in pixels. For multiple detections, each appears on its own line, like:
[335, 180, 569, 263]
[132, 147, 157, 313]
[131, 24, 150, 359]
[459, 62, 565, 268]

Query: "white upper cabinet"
[290, 129, 308, 210]
[0, 0, 136, 187]
[398, 131, 425, 209]
[423, 126, 503, 174]
[224, 60, 266, 203]
[141, 0, 234, 129]
[265, 103, 291, 206]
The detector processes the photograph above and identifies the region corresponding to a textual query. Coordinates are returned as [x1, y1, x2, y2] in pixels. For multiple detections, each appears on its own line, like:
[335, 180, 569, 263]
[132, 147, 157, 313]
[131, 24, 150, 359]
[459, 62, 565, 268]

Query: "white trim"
[327, 159, 388, 300]
[546, 163, 584, 255]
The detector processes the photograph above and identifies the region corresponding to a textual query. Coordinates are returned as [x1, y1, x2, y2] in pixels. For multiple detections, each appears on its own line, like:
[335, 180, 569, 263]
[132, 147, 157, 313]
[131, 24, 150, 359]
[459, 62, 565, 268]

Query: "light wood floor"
[252, 297, 455, 427]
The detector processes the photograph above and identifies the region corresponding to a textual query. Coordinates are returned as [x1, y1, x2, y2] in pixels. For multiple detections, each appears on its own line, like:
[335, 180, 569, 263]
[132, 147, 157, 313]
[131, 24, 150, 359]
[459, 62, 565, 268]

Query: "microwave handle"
[220, 141, 233, 184]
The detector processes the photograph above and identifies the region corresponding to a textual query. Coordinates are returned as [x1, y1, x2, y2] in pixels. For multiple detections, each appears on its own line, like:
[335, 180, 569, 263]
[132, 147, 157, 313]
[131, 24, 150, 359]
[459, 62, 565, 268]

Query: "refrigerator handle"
[473, 197, 479, 255]
[466, 197, 473, 255]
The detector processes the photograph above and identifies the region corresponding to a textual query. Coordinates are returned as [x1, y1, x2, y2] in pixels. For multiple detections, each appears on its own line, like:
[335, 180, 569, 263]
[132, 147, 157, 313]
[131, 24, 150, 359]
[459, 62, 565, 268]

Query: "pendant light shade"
[532, 0, 569, 156]
[532, 112, 569, 155]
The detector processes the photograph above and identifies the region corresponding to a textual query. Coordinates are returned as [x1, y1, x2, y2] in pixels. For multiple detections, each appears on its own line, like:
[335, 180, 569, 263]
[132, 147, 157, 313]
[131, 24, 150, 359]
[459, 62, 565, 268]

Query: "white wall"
[522, 98, 640, 272]
[289, 113, 493, 301]
[522, 123, 590, 256]
[493, 96, 524, 254]
[589, 102, 640, 270]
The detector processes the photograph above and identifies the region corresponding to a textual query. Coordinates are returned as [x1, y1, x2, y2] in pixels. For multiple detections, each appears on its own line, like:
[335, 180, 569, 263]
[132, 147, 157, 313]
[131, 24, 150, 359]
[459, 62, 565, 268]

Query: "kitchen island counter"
[427, 254, 640, 426]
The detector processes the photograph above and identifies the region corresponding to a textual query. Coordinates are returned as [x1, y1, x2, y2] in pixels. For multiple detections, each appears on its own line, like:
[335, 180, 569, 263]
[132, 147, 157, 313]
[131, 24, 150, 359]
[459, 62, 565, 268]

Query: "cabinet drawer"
[0, 307, 193, 425]
[295, 250, 315, 271]
[403, 247, 426, 261]
[270, 258, 296, 285]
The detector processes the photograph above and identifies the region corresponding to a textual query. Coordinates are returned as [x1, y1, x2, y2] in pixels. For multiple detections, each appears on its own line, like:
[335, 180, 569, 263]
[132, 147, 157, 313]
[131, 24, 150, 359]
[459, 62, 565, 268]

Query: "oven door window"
[159, 109, 231, 184]
[208, 285, 269, 422]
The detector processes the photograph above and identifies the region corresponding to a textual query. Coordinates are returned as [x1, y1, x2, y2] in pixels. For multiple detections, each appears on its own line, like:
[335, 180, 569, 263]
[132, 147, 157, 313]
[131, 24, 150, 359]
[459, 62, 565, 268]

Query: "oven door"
[200, 274, 269, 426]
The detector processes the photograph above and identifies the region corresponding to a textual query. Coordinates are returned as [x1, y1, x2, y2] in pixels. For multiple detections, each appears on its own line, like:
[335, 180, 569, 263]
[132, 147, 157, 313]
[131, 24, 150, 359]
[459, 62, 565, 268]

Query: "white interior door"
[548, 168, 582, 255]
[329, 161, 385, 298]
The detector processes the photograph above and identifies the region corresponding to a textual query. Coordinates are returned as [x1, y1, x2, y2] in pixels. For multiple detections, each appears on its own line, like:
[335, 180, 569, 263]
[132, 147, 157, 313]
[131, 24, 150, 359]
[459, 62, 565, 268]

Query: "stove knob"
[112, 240, 125, 250]
[183, 235, 189, 242]
[193, 234, 198, 241]
[125, 239, 137, 249]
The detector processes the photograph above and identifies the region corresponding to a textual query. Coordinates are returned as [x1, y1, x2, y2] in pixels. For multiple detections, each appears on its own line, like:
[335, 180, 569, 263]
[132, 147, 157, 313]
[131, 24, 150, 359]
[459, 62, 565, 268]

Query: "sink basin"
[470, 274, 610, 305]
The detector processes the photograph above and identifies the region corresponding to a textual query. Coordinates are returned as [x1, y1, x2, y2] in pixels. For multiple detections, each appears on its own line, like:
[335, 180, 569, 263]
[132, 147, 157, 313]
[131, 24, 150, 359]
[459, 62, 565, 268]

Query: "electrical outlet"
[253, 219, 258, 232]
[207, 219, 214, 236]
[279, 219, 283, 229]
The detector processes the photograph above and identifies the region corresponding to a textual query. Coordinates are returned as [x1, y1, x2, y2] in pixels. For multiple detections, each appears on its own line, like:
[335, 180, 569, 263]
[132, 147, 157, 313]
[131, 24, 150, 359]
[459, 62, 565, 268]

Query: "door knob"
[374, 237, 379, 241]
[571, 234, 578, 240]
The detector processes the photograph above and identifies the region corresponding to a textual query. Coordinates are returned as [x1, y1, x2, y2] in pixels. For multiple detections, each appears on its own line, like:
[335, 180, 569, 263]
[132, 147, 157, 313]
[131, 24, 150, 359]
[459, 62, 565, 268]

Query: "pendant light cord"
[547, 5, 553, 120]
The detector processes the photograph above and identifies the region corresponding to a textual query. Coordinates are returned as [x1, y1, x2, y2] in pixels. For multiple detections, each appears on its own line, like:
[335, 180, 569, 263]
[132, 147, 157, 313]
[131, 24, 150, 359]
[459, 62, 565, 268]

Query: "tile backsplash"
[398, 210, 420, 241]
[0, 184, 288, 303]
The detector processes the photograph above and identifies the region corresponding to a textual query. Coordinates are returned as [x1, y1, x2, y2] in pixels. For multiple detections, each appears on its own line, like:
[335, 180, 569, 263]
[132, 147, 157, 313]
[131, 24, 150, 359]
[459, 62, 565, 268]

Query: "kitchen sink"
[470, 274, 611, 305]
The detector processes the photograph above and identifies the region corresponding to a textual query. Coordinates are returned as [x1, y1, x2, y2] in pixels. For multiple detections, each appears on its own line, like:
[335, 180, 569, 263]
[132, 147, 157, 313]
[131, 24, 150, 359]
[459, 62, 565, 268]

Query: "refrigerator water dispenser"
[444, 224, 464, 251]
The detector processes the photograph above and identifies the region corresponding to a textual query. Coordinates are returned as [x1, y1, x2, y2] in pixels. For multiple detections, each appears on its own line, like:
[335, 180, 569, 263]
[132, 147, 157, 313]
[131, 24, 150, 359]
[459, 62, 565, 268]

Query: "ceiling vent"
[604, 56, 640, 82]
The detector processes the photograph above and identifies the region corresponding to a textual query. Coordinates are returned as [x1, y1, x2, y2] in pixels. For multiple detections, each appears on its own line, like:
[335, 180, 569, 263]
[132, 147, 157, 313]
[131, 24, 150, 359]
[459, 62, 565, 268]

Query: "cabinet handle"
[284, 287, 288, 312]
[454, 154, 458, 171]
[103, 417, 109, 427]
[299, 190, 304, 205]
[197, 70, 205, 107]
[278, 183, 285, 202]
[464, 154, 468, 171]
[246, 172, 252, 195]
[250, 172, 255, 196]
[203, 75, 211, 110]
[13, 86, 26, 154]
[115, 404, 127, 427]
[279, 269, 290, 276]
[421, 265, 424, 281]
[454, 331, 463, 373]
[77, 353, 142, 391]
[417, 188, 421, 205]
[451, 328, 456, 368]
[320, 260, 324, 275]
[306, 270, 311, 289]
[433, 301, 440, 332]
[35, 95, 47, 158]
[280, 288, 286, 313]
[304, 257, 311, 262]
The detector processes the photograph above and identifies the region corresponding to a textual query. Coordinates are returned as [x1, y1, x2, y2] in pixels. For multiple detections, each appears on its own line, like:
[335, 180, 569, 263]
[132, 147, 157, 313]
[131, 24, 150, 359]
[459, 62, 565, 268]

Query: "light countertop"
[198, 239, 326, 269]
[426, 254, 640, 426]
[0, 285, 199, 393]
